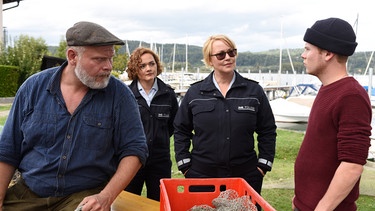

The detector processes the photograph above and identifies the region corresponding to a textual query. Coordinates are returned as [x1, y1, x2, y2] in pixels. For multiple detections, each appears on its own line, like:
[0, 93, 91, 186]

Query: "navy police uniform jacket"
[174, 70, 276, 176]
[129, 78, 178, 165]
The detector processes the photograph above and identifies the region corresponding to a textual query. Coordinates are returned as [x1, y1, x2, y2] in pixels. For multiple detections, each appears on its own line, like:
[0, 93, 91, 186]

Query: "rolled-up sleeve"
[115, 87, 149, 166]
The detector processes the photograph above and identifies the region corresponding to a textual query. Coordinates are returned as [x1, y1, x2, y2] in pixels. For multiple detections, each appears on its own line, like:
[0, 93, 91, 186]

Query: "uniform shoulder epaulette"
[243, 77, 259, 84]
[191, 79, 204, 86]
[165, 83, 173, 89]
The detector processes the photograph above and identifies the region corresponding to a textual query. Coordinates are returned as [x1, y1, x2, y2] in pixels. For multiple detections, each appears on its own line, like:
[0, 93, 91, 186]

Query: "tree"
[0, 35, 48, 87]
[55, 36, 67, 59]
[112, 45, 128, 78]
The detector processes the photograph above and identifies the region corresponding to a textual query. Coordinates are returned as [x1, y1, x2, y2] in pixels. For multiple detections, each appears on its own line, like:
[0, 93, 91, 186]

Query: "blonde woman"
[173, 35, 277, 210]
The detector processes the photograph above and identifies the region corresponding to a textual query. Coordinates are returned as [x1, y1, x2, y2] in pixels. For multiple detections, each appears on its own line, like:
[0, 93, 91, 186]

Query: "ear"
[324, 51, 335, 61]
[67, 48, 78, 65]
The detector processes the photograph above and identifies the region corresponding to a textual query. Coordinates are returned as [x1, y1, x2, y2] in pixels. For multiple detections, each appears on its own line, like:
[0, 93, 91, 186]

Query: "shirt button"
[97, 122, 102, 126]
[226, 137, 230, 140]
[226, 109, 229, 112]
[62, 155, 67, 160]
[66, 135, 71, 139]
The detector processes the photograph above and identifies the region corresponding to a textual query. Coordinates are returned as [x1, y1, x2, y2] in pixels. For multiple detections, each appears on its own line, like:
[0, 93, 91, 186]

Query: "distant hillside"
[120, 40, 205, 73]
[49, 40, 374, 75]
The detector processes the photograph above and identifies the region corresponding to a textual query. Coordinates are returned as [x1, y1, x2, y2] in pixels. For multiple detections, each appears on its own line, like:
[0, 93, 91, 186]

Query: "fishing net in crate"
[188, 189, 257, 211]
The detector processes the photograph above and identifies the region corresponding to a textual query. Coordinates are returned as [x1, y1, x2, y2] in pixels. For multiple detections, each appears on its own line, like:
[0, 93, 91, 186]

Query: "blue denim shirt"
[0, 62, 148, 197]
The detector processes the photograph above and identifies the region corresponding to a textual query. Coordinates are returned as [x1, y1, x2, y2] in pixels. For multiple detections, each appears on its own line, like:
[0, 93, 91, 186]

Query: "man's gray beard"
[74, 63, 110, 89]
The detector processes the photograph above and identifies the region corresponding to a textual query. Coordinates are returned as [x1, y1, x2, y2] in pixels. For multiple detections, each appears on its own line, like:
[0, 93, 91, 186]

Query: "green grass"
[165, 129, 375, 210]
[261, 130, 375, 210]
[260, 129, 302, 210]
[0, 116, 6, 125]
[0, 104, 11, 125]
[0, 106, 374, 209]
[0, 104, 12, 111]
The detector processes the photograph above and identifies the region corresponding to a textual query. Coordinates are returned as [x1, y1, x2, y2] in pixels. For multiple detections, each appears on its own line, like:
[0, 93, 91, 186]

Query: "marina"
[1, 71, 375, 159]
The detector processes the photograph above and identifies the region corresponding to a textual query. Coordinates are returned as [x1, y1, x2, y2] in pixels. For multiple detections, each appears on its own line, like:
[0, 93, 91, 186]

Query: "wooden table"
[111, 191, 160, 211]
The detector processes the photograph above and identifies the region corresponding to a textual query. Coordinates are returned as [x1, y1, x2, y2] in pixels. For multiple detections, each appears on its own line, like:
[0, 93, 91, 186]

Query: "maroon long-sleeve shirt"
[294, 77, 372, 211]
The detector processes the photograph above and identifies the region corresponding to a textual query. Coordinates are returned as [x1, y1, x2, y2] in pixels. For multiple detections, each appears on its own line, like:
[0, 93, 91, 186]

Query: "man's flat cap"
[66, 21, 125, 46]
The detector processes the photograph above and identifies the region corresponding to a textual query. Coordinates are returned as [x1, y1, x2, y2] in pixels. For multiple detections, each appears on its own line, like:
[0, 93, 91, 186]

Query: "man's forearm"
[315, 162, 363, 210]
[100, 156, 142, 204]
[0, 162, 16, 205]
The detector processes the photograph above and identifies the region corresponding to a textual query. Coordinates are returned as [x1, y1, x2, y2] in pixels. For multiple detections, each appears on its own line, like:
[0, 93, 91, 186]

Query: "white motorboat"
[269, 84, 318, 123]
[269, 98, 311, 123]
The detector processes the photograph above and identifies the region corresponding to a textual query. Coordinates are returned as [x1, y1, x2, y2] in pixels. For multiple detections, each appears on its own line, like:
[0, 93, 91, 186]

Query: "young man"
[0, 21, 148, 211]
[293, 18, 372, 211]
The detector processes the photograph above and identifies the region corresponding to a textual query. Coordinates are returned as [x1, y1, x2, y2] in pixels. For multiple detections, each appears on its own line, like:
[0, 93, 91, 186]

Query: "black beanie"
[303, 17, 357, 56]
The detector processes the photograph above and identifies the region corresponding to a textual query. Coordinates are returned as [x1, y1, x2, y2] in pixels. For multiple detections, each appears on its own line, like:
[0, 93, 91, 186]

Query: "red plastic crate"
[160, 178, 276, 211]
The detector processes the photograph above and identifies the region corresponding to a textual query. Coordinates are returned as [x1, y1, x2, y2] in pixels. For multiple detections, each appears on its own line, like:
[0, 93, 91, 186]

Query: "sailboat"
[269, 20, 318, 123]
[160, 40, 194, 94]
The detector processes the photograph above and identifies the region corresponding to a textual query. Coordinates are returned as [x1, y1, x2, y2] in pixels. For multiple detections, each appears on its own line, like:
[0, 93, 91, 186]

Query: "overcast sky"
[2, 0, 374, 53]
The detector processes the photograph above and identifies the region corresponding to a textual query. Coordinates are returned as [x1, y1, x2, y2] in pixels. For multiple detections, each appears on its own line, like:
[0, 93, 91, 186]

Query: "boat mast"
[172, 43, 176, 73]
[125, 40, 130, 57]
[278, 21, 282, 75]
[185, 35, 188, 72]
[278, 19, 283, 86]
[160, 44, 163, 65]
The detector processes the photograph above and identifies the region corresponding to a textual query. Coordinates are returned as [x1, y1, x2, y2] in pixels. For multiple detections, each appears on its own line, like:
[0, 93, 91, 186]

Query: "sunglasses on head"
[210, 49, 237, 60]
